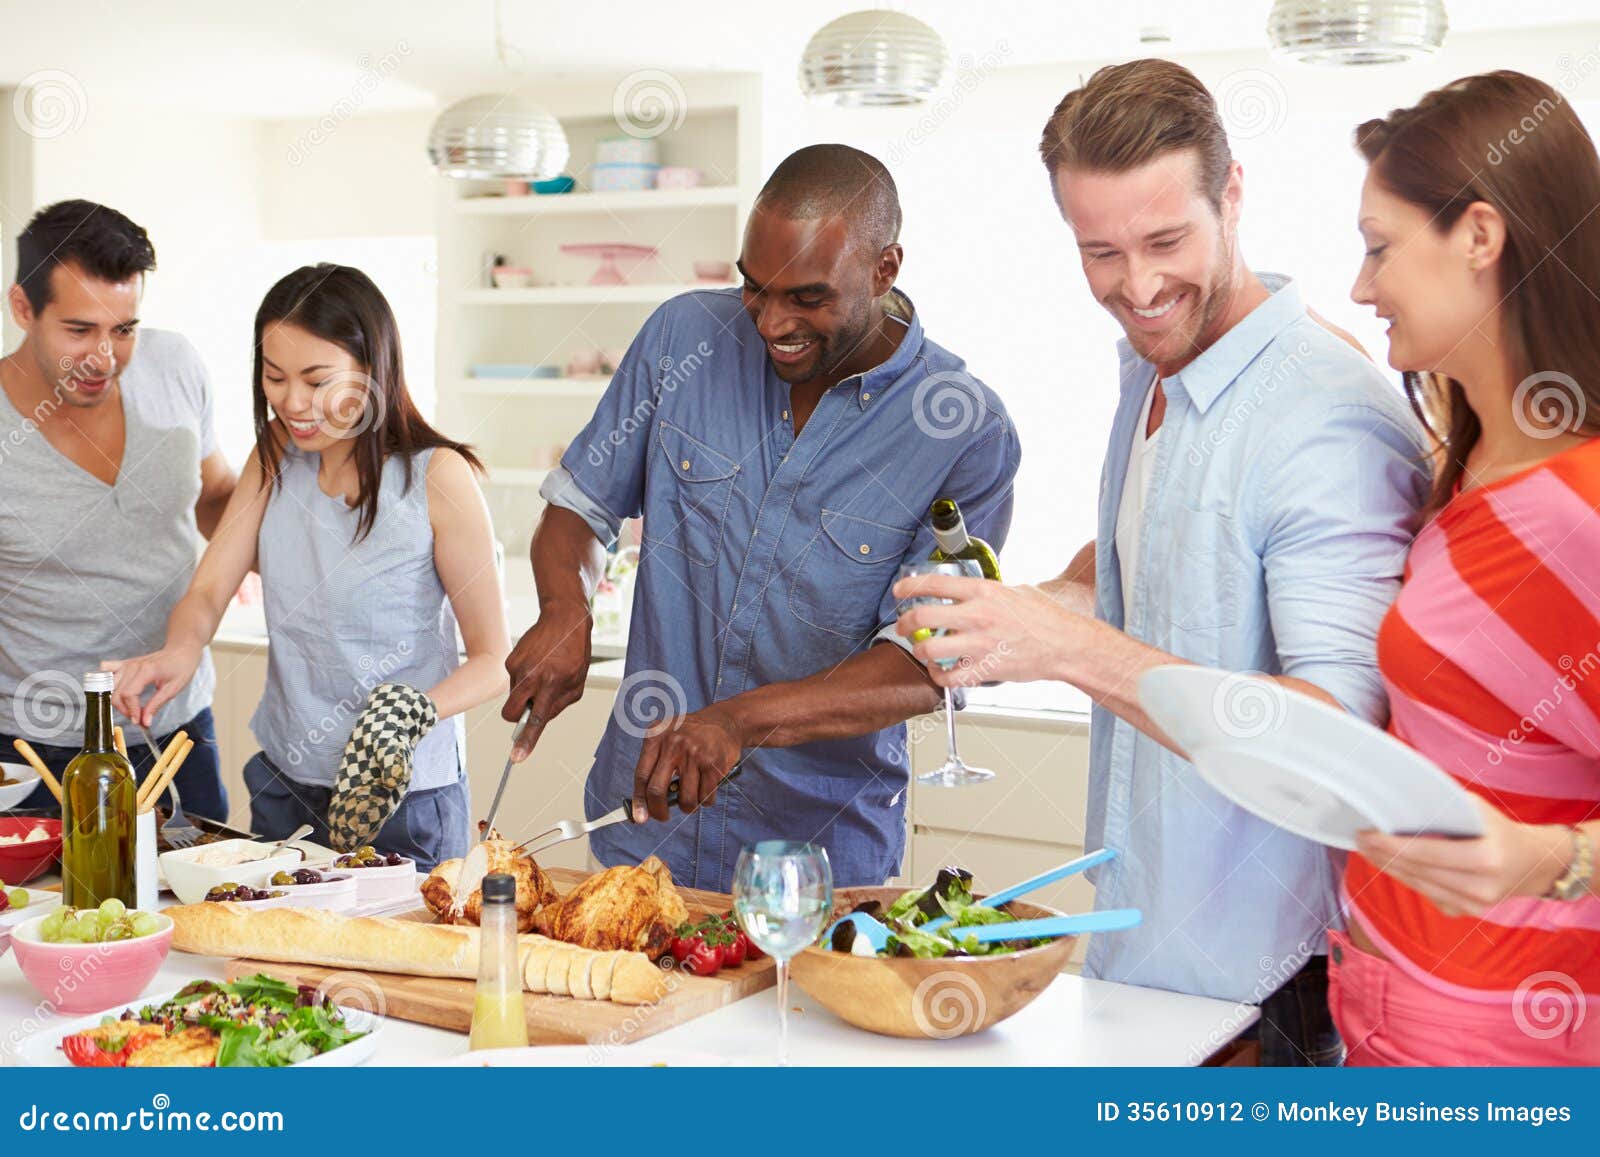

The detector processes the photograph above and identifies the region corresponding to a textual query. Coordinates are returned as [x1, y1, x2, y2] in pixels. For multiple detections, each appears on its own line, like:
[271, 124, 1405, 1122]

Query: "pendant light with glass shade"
[799, 8, 948, 107]
[425, 0, 569, 178]
[1267, 0, 1448, 66]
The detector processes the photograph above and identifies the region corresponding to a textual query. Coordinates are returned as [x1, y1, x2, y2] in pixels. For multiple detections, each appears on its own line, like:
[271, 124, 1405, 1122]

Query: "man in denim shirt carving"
[504, 145, 1021, 893]
[895, 62, 1429, 1064]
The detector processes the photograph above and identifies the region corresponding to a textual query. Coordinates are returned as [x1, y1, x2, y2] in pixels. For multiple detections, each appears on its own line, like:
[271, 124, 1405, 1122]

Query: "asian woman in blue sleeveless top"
[107, 265, 510, 869]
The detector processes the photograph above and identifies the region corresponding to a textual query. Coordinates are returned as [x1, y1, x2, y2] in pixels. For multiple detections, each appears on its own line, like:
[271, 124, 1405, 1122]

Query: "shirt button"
[681, 459, 691, 470]
[862, 392, 872, 403]
[859, 544, 871, 555]
[781, 409, 789, 420]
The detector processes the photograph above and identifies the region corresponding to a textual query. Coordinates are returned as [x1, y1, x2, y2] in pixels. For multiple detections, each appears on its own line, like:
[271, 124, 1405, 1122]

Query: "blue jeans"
[1247, 954, 1343, 1066]
[2, 707, 227, 822]
[242, 751, 468, 872]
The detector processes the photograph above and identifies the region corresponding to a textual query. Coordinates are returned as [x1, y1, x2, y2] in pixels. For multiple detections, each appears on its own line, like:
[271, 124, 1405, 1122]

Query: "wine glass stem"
[776, 958, 790, 1066]
[943, 684, 961, 765]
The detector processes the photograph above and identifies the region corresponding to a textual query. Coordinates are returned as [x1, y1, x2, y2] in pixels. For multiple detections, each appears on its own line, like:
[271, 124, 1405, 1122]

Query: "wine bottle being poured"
[928, 497, 1001, 581]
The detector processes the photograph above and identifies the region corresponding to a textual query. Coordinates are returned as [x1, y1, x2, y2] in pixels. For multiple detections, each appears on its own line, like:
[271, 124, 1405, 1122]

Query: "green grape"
[39, 910, 66, 940]
[129, 912, 158, 938]
[6, 888, 28, 909]
[102, 922, 132, 941]
[98, 898, 126, 920]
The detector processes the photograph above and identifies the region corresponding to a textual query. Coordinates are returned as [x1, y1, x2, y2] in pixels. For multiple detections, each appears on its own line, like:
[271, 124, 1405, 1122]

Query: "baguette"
[544, 942, 578, 997]
[522, 938, 555, 993]
[588, 951, 620, 1001]
[568, 952, 596, 1000]
[609, 952, 670, 1005]
[167, 903, 482, 978]
[169, 903, 670, 1005]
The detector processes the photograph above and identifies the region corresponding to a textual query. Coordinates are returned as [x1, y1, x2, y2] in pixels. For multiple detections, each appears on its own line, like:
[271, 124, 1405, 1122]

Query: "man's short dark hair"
[15, 200, 156, 314]
[755, 144, 902, 255]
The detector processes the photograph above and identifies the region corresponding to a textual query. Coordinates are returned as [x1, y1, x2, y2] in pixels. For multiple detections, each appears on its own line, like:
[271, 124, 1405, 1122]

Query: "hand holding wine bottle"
[896, 497, 1000, 787]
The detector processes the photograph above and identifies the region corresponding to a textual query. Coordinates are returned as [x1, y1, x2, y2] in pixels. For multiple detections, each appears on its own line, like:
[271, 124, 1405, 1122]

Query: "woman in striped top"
[1341, 71, 1600, 1065]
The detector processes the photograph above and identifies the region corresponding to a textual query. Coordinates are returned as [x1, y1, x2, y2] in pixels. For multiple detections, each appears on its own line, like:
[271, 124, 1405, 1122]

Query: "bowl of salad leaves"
[788, 867, 1077, 1039]
[21, 975, 383, 1067]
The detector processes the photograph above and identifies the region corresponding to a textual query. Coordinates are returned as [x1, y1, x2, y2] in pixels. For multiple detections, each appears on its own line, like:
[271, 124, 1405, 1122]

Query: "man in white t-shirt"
[0, 200, 237, 819]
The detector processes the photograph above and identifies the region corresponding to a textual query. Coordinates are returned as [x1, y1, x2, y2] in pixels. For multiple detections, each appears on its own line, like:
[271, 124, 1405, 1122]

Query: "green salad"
[825, 867, 1049, 959]
[75, 975, 370, 1067]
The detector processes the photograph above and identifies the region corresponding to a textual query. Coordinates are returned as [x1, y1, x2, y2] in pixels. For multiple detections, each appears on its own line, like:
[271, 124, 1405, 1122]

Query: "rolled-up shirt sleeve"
[1257, 401, 1430, 724]
[538, 309, 670, 546]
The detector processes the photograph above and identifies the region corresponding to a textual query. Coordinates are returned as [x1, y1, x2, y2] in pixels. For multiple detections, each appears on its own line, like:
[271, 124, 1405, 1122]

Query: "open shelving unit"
[433, 74, 761, 627]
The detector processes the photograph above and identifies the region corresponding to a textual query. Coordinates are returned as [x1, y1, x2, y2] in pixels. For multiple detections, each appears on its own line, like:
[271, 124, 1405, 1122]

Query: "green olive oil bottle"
[60, 671, 136, 908]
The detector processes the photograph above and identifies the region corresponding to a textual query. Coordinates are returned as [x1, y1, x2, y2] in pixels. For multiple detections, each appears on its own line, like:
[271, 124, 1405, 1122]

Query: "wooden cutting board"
[222, 868, 776, 1046]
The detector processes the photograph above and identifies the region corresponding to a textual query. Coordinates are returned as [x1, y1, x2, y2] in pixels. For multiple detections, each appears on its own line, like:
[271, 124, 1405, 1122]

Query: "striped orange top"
[1345, 438, 1600, 1000]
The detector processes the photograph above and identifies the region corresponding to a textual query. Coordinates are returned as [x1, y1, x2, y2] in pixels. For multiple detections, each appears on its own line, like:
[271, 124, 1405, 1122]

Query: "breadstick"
[112, 726, 129, 760]
[10, 739, 62, 803]
[135, 730, 188, 812]
[137, 737, 192, 814]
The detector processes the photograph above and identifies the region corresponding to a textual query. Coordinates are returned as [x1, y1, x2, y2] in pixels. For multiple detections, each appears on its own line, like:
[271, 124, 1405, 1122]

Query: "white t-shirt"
[1115, 380, 1161, 613]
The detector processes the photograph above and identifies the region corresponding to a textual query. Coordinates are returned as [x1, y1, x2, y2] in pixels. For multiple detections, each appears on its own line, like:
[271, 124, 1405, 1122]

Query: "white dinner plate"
[10, 984, 384, 1067]
[443, 1044, 729, 1067]
[0, 888, 61, 959]
[1138, 665, 1484, 850]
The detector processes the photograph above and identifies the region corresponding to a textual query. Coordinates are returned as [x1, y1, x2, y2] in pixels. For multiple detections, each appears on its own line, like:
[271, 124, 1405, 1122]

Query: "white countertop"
[0, 926, 1254, 1067]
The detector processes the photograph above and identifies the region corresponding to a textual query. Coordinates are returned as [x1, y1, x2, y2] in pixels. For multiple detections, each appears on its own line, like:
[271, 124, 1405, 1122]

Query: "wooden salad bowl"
[788, 886, 1075, 1039]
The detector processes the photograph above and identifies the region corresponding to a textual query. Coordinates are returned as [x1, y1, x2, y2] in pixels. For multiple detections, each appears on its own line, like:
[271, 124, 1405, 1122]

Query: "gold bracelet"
[1546, 827, 1594, 902]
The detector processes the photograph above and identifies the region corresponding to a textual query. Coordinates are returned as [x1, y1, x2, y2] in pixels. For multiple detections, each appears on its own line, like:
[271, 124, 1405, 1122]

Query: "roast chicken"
[532, 855, 690, 961]
[420, 838, 560, 933]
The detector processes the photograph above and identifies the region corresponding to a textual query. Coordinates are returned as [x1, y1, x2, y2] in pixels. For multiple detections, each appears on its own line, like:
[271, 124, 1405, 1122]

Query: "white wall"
[758, 22, 1600, 582]
[24, 109, 267, 463]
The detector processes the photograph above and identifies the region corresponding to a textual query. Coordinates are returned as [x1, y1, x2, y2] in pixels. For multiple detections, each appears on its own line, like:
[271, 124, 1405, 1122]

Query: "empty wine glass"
[898, 559, 995, 786]
[732, 841, 832, 1066]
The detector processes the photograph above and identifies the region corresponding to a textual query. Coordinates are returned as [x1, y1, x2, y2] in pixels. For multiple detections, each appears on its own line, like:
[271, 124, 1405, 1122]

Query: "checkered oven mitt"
[327, 682, 438, 852]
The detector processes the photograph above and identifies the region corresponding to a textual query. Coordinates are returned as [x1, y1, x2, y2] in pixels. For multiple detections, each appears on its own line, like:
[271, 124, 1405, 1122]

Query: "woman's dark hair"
[15, 200, 156, 312]
[1356, 70, 1600, 512]
[251, 264, 481, 542]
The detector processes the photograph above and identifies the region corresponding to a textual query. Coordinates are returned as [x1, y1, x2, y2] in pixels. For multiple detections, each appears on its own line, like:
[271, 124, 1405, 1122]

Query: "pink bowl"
[10, 911, 173, 1013]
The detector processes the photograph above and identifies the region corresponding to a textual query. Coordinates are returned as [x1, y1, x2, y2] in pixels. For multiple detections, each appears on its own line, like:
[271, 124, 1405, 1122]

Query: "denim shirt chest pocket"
[788, 509, 915, 639]
[647, 420, 740, 568]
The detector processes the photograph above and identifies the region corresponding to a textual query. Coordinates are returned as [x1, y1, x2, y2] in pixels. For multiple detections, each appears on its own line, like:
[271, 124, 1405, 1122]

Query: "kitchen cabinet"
[209, 639, 268, 833]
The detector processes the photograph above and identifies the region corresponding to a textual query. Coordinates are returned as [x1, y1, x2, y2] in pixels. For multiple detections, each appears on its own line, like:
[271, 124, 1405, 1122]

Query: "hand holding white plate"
[1137, 665, 1484, 850]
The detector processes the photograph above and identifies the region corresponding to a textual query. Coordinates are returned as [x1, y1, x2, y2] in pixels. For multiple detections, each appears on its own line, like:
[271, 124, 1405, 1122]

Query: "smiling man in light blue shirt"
[894, 60, 1429, 1066]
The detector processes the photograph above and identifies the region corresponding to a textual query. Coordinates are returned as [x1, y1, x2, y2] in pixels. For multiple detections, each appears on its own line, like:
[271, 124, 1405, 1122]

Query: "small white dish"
[1137, 665, 1486, 850]
[328, 856, 417, 905]
[159, 839, 302, 906]
[11, 985, 384, 1067]
[0, 764, 41, 811]
[272, 871, 358, 912]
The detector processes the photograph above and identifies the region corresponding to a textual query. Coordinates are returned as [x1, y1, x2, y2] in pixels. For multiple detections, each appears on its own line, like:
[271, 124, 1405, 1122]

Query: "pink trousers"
[1327, 929, 1599, 1066]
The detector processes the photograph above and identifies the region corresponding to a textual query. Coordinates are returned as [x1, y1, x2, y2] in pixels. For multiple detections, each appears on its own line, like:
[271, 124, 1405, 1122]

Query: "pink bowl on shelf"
[10, 911, 173, 1013]
[693, 260, 733, 284]
[655, 166, 703, 190]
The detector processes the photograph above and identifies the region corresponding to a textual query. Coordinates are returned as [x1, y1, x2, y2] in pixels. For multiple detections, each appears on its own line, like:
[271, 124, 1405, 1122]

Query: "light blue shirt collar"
[1117, 272, 1304, 415]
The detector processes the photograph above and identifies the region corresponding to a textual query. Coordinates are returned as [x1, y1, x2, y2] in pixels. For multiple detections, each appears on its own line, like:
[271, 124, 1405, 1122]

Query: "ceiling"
[1, 0, 1594, 119]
